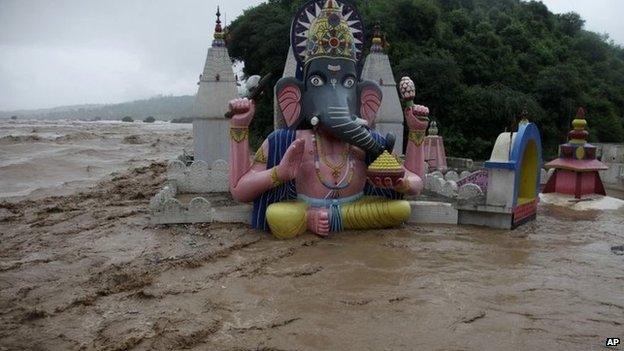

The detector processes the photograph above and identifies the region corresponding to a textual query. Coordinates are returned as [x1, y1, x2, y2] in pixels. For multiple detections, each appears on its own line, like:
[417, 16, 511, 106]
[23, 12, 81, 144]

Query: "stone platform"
[407, 201, 458, 225]
[150, 187, 251, 225]
[150, 158, 245, 225]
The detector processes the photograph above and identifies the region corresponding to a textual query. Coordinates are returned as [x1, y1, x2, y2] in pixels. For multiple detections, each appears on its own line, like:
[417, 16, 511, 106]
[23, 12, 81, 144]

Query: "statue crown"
[291, 0, 364, 68]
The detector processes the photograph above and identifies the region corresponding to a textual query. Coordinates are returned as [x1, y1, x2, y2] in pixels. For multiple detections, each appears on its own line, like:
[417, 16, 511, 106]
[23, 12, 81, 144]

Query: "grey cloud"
[0, 0, 622, 111]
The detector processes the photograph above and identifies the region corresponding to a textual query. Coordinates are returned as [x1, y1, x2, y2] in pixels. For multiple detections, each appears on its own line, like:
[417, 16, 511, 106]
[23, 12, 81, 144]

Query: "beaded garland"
[316, 132, 349, 178]
[312, 132, 354, 198]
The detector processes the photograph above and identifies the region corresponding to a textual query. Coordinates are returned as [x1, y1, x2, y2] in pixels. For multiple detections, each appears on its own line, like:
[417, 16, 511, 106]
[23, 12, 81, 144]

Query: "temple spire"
[362, 22, 403, 153]
[362, 21, 403, 153]
[212, 6, 225, 47]
[193, 4, 238, 163]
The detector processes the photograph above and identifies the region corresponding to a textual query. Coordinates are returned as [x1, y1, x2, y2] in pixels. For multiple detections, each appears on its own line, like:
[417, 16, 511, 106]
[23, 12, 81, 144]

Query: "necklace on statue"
[316, 132, 349, 178]
[312, 132, 354, 198]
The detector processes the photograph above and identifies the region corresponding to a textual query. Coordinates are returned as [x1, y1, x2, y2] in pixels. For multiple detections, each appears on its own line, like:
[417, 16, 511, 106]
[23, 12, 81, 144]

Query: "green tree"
[227, 0, 624, 159]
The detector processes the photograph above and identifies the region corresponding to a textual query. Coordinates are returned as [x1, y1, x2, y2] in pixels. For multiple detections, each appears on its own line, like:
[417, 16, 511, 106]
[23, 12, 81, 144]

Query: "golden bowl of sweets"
[367, 151, 405, 184]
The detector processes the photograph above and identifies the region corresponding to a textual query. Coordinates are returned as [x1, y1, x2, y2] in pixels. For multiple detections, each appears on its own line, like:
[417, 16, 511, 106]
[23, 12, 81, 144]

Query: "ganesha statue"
[228, 0, 429, 239]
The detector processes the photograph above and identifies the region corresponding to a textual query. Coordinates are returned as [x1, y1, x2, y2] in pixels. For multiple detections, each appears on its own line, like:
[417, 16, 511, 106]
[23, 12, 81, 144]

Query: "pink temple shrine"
[423, 121, 447, 172]
[543, 108, 608, 199]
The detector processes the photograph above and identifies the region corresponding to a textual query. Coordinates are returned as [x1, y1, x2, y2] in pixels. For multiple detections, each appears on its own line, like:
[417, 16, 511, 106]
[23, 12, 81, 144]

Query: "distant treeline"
[0, 95, 196, 121]
[227, 0, 624, 159]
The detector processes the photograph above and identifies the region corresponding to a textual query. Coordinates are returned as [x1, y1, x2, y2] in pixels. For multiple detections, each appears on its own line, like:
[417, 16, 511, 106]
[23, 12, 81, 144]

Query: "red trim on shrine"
[513, 199, 538, 228]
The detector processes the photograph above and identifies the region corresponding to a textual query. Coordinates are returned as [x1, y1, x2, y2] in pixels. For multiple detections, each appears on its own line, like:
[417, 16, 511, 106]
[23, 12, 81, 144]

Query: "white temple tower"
[361, 24, 405, 153]
[192, 7, 239, 164]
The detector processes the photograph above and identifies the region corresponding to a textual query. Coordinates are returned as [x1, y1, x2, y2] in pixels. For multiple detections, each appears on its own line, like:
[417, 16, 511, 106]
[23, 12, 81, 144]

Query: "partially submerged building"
[193, 7, 238, 164]
[543, 108, 608, 199]
[456, 120, 543, 229]
[150, 7, 246, 225]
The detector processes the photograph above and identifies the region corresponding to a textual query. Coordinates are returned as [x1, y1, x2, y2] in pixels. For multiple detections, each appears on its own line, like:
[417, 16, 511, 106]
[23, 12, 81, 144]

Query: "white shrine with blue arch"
[458, 122, 543, 229]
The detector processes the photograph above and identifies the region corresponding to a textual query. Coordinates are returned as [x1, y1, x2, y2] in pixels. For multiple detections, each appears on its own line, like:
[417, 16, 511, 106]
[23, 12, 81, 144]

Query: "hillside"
[0, 95, 196, 121]
[227, 0, 624, 159]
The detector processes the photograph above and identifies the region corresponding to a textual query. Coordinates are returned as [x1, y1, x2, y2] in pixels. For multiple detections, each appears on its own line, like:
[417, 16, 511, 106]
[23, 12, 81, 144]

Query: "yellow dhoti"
[341, 197, 411, 230]
[265, 201, 309, 239]
[266, 195, 411, 239]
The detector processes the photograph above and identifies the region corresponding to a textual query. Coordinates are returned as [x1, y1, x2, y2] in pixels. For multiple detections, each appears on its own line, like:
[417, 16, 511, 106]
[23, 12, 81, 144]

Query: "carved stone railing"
[457, 169, 489, 191]
[425, 166, 551, 202]
[168, 159, 229, 193]
[149, 158, 251, 225]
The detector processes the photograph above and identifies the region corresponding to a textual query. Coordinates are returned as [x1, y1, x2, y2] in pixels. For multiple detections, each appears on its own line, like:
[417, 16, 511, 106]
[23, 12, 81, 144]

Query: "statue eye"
[343, 77, 355, 88]
[310, 75, 324, 87]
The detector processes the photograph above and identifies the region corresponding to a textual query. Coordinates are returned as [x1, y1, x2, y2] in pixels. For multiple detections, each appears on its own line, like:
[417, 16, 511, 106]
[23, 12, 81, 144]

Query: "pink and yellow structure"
[227, 0, 429, 239]
[543, 108, 608, 199]
[225, 0, 549, 235]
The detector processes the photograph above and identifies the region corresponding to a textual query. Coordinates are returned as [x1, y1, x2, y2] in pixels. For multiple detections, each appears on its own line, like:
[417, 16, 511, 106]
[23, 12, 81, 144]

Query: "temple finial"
[519, 108, 529, 125]
[428, 121, 439, 136]
[212, 6, 225, 47]
[568, 107, 589, 145]
[370, 22, 383, 53]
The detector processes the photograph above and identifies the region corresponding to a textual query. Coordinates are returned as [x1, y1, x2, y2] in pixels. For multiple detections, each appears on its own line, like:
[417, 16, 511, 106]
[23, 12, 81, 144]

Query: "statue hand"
[229, 98, 255, 128]
[277, 139, 305, 181]
[393, 178, 411, 193]
[405, 104, 429, 131]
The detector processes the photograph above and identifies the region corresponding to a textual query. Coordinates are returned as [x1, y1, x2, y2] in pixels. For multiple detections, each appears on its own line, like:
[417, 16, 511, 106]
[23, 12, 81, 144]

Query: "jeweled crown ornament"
[291, 0, 364, 67]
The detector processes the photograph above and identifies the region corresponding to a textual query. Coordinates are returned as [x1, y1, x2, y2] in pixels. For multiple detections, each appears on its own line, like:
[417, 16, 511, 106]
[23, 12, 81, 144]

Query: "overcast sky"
[0, 0, 622, 111]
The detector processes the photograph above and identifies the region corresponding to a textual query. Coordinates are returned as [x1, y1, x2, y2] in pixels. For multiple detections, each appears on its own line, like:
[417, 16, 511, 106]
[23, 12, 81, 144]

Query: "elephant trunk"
[320, 107, 386, 158]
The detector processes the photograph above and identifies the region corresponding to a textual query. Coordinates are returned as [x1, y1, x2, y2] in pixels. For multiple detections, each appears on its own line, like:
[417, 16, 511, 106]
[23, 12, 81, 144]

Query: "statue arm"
[228, 98, 304, 203]
[230, 140, 276, 202]
[401, 104, 430, 195]
[231, 138, 305, 203]
[227, 99, 279, 202]
[228, 98, 255, 198]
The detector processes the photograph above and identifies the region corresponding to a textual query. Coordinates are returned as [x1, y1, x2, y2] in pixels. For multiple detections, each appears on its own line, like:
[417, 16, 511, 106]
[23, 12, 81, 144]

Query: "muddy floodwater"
[1, 120, 623, 350]
[0, 119, 192, 200]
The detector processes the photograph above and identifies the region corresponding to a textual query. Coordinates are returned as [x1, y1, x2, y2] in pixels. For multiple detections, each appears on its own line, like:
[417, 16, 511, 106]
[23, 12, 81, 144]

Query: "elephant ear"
[276, 77, 303, 128]
[358, 80, 383, 126]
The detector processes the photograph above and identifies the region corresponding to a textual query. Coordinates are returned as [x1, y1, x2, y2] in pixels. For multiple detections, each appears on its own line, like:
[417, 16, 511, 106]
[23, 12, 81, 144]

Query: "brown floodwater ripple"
[1, 120, 623, 350]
